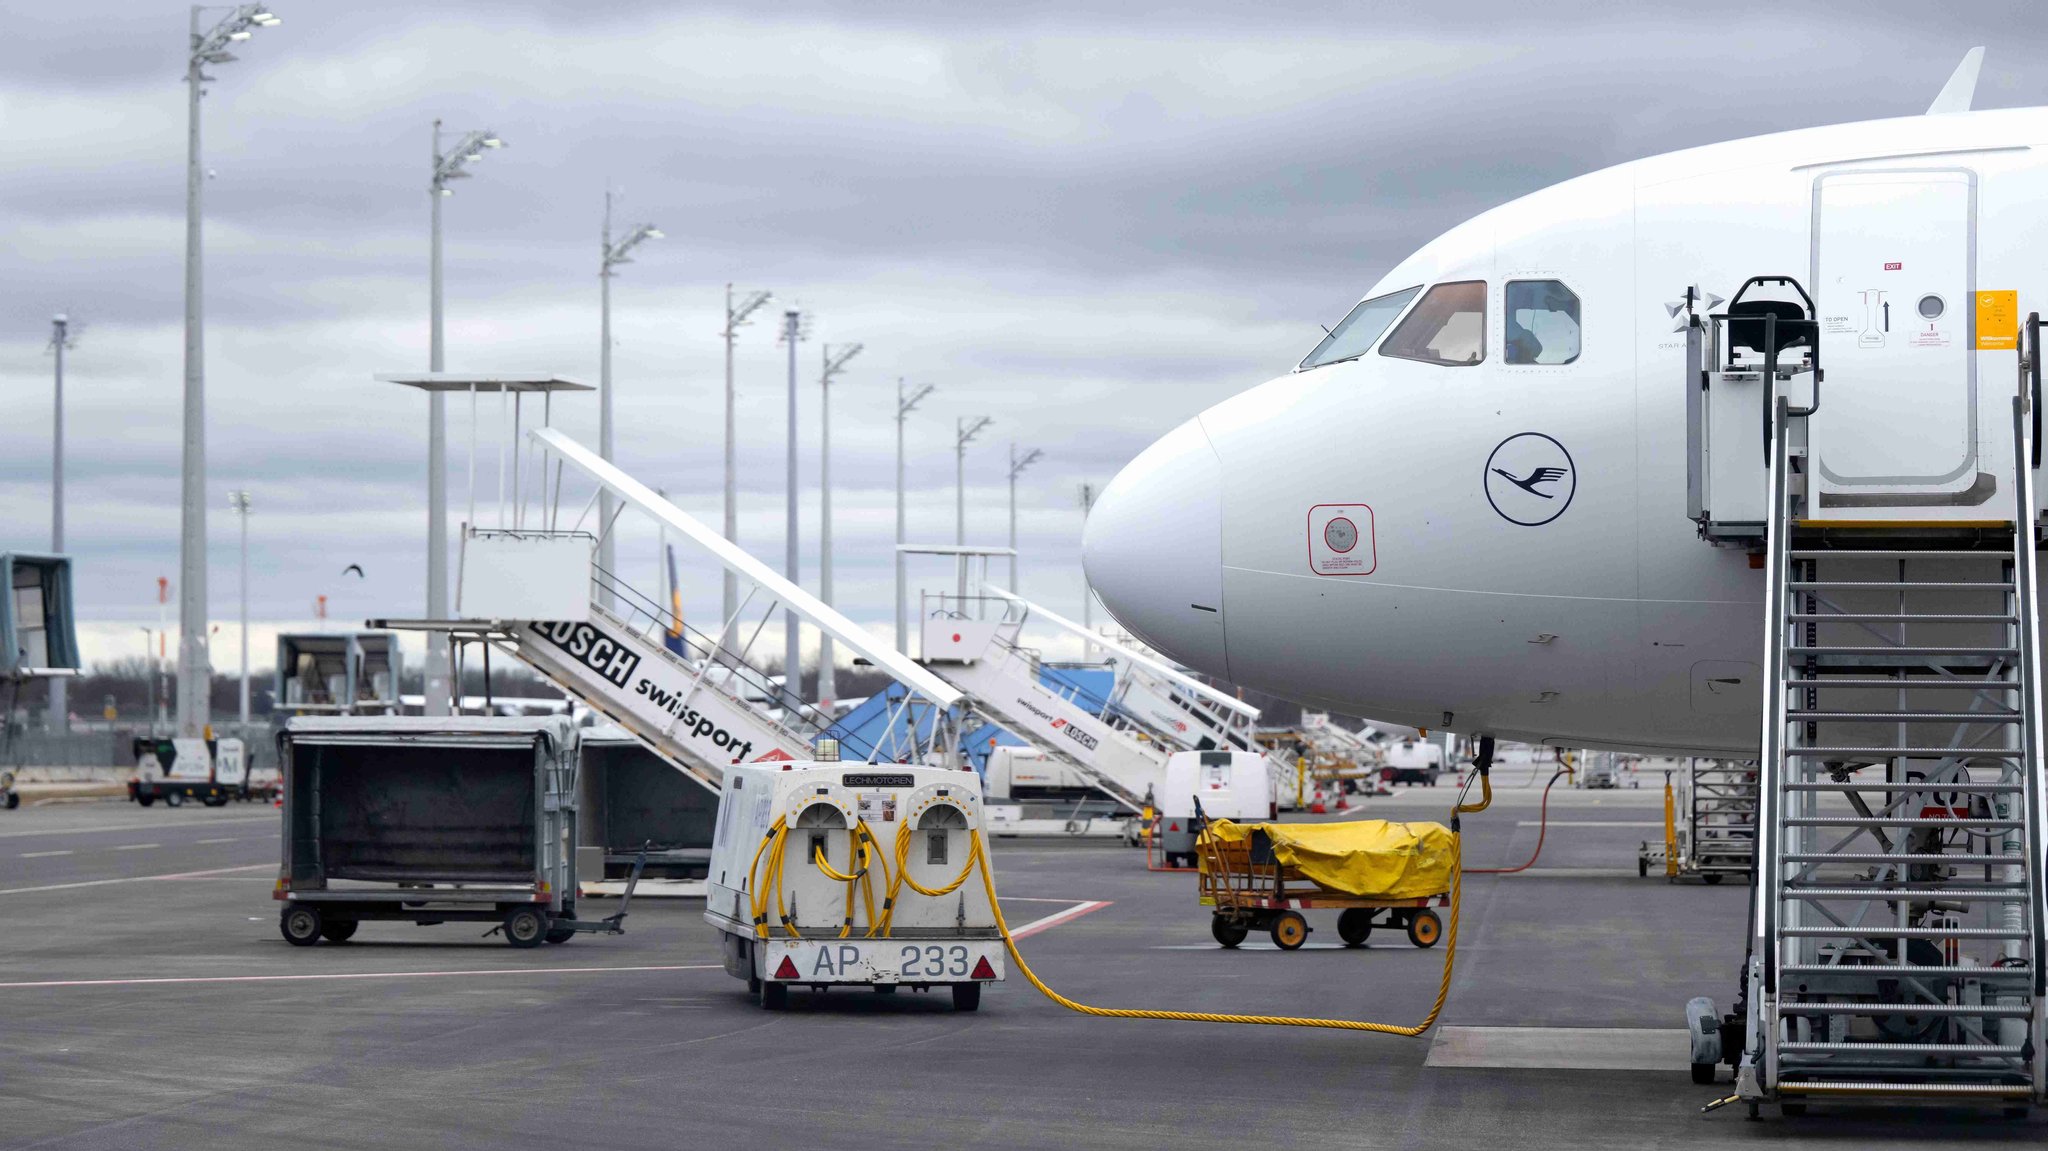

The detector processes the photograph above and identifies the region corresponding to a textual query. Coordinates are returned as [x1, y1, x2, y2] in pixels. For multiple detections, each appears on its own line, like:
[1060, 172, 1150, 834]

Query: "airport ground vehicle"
[705, 761, 1005, 1011]
[1157, 750, 1274, 868]
[129, 736, 271, 806]
[274, 716, 635, 947]
[1199, 821, 1450, 951]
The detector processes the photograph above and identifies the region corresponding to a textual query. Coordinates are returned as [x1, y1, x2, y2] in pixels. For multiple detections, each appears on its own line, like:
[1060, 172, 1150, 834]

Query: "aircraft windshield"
[1298, 286, 1421, 370]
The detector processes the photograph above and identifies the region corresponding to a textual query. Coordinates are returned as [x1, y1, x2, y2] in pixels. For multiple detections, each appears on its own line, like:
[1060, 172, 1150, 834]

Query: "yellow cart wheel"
[1406, 909, 1442, 949]
[1271, 911, 1309, 951]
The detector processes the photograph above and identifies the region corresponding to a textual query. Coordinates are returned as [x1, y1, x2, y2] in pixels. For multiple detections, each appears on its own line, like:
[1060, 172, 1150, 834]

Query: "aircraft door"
[1810, 169, 1978, 500]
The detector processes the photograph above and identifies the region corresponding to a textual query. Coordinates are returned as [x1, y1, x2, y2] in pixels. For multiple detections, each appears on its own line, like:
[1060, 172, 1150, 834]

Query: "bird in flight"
[341, 564, 365, 578]
[1492, 466, 1568, 497]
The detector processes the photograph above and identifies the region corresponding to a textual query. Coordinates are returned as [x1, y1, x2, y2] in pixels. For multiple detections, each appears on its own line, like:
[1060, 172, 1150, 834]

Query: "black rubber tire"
[759, 981, 789, 1011]
[544, 926, 576, 944]
[1210, 916, 1249, 948]
[1703, 873, 1725, 885]
[319, 919, 358, 944]
[952, 983, 982, 1012]
[873, 984, 899, 994]
[164, 791, 184, 808]
[280, 905, 323, 947]
[2004, 1105, 2030, 1119]
[1690, 1062, 1716, 1085]
[202, 795, 228, 808]
[1780, 1102, 1807, 1117]
[747, 974, 762, 997]
[502, 907, 547, 949]
[3, 791, 17, 810]
[136, 794, 155, 807]
[1336, 908, 1374, 947]
[1638, 857, 1649, 878]
[1270, 910, 1310, 951]
[1407, 909, 1443, 949]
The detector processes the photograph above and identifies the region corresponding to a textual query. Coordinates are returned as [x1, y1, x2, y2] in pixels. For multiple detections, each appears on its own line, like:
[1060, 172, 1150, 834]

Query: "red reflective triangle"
[970, 955, 996, 980]
[773, 956, 799, 980]
[1167, 821, 1180, 832]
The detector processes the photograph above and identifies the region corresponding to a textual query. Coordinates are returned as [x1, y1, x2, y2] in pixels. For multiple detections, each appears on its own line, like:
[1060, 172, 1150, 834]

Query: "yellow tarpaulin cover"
[1201, 819, 1456, 899]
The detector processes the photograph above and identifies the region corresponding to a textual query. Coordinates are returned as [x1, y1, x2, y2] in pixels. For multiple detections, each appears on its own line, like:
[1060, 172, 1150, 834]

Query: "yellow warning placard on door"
[1976, 290, 2018, 350]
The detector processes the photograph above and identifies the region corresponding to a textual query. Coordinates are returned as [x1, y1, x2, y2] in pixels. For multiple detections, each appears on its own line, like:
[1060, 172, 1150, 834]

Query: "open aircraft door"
[1809, 168, 1987, 511]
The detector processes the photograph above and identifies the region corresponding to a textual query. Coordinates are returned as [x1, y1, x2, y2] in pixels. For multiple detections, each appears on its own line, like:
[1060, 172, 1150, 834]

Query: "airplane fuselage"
[1084, 107, 2048, 756]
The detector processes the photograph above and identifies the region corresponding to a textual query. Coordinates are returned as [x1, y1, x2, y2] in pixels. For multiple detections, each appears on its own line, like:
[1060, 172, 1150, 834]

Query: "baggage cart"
[1198, 823, 1448, 951]
[275, 715, 635, 948]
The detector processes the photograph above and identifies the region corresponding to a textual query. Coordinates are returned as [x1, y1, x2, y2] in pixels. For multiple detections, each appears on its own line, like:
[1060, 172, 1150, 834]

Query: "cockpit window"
[1505, 280, 1581, 365]
[1298, 286, 1421, 371]
[1379, 280, 1486, 366]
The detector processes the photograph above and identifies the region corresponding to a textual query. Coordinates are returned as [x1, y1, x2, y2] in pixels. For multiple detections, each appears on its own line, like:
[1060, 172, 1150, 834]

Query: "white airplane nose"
[1082, 416, 1230, 678]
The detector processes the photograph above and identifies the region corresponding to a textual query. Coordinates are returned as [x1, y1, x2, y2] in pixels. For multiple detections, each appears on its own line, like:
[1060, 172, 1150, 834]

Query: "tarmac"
[1, 768, 2038, 1149]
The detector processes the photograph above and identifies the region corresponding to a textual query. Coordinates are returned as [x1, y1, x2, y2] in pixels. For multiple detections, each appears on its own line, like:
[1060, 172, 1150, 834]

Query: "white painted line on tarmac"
[1009, 900, 1112, 940]
[196, 837, 239, 844]
[1515, 820, 1661, 828]
[999, 895, 1091, 903]
[20, 850, 73, 858]
[1426, 1026, 1689, 1071]
[0, 964, 726, 991]
[0, 814, 278, 840]
[0, 862, 273, 896]
[114, 843, 161, 851]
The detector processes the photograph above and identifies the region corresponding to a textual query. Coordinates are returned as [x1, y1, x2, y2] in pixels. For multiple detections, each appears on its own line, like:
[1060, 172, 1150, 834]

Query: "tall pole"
[782, 309, 802, 709]
[1006, 443, 1043, 595]
[598, 190, 615, 604]
[721, 286, 773, 656]
[819, 348, 834, 706]
[426, 121, 450, 716]
[424, 119, 502, 716]
[177, 7, 210, 738]
[49, 315, 68, 730]
[230, 491, 251, 730]
[954, 416, 990, 601]
[816, 341, 862, 707]
[894, 379, 934, 654]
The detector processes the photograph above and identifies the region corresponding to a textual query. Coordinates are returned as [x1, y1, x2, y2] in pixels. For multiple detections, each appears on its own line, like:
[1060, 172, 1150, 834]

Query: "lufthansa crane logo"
[1483, 433, 1576, 527]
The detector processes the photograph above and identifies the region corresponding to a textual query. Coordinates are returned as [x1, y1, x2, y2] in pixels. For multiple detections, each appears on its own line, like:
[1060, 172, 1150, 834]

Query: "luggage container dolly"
[1197, 823, 1448, 950]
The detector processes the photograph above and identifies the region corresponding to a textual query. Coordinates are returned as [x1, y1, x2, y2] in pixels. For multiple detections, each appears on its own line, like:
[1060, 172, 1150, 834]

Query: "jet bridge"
[372, 376, 960, 795]
[1682, 279, 2048, 1111]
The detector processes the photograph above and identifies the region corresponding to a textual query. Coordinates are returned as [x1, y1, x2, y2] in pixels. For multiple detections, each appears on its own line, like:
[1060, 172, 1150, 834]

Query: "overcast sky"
[1, 0, 2039, 678]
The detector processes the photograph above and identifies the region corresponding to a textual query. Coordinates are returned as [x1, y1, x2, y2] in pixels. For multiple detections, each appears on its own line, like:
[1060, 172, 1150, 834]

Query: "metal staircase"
[1741, 380, 2048, 1108]
[1687, 760, 1759, 883]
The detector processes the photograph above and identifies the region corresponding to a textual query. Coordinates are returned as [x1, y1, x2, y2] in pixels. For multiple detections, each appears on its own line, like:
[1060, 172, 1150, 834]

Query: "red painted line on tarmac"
[1009, 900, 1112, 940]
[0, 964, 725, 990]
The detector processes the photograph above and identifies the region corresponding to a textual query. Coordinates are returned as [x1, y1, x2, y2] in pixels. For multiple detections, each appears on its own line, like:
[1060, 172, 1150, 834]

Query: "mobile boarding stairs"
[1685, 280, 2048, 1111]
[372, 396, 962, 797]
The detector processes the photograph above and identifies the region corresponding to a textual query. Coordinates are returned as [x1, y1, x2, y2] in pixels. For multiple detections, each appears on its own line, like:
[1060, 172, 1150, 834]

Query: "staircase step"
[1776, 1082, 2033, 1097]
[1787, 886, 2029, 900]
[1780, 926, 2029, 939]
[1782, 851, 2014, 864]
[1787, 747, 2024, 757]
[1786, 711, 2021, 723]
[1787, 550, 2009, 559]
[1788, 581, 2013, 590]
[1787, 646, 2018, 657]
[1781, 963, 2031, 979]
[1785, 679, 2020, 690]
[1785, 782, 2025, 793]
[1784, 816, 2023, 828]
[1787, 613, 2017, 622]
[1779, 1002, 2032, 1017]
[1779, 1041, 2026, 1056]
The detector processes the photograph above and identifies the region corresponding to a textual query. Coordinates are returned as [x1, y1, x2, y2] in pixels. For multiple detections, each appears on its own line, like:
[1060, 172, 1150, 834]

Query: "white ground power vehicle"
[706, 761, 1006, 1011]
[1158, 750, 1277, 868]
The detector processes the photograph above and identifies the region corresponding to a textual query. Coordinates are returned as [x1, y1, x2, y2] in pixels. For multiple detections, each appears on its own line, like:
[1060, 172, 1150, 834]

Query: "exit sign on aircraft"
[1883, 261, 1902, 271]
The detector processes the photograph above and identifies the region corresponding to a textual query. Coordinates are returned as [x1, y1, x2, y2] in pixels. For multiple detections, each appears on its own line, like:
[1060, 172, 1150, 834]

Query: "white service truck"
[128, 736, 267, 807]
[705, 762, 1006, 1011]
[1157, 750, 1277, 868]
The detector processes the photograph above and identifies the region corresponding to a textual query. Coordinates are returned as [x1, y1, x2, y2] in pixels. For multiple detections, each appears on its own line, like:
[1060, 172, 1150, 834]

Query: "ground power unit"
[705, 762, 1006, 1011]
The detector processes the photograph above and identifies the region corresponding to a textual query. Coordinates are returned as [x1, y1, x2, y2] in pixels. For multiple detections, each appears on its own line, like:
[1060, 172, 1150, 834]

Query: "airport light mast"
[424, 120, 504, 716]
[816, 341, 863, 706]
[721, 285, 773, 655]
[597, 190, 663, 608]
[48, 314, 75, 731]
[1006, 443, 1044, 595]
[228, 490, 251, 730]
[895, 378, 936, 653]
[178, 4, 279, 739]
[955, 416, 992, 601]
[779, 309, 809, 710]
